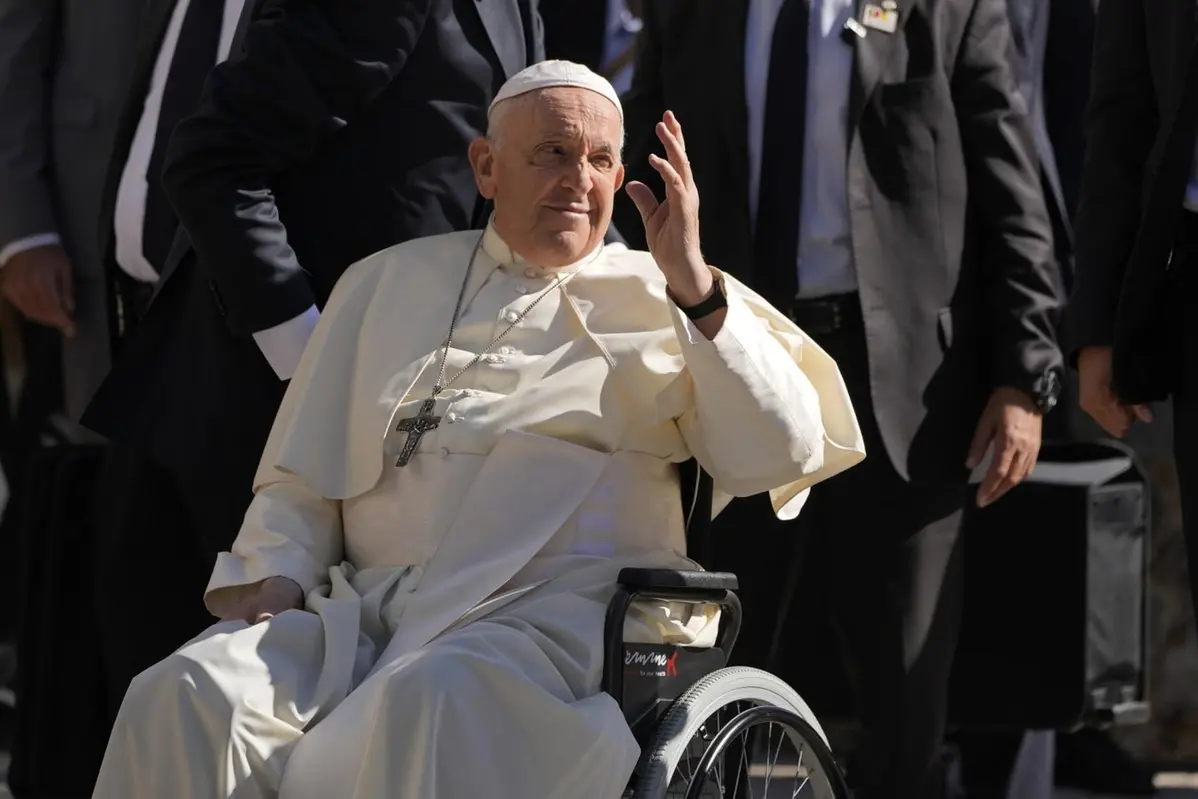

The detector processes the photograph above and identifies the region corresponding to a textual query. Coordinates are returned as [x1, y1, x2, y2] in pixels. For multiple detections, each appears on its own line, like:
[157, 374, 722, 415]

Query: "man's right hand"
[0, 244, 75, 337]
[219, 576, 304, 625]
[1077, 345, 1153, 437]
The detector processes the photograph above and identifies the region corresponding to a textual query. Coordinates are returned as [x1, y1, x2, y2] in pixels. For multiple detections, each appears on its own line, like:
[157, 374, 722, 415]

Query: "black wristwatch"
[672, 276, 728, 320]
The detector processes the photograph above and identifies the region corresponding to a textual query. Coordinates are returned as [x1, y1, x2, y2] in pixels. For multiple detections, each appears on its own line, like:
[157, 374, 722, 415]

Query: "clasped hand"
[1077, 345, 1153, 438]
[218, 576, 304, 625]
[625, 111, 713, 307]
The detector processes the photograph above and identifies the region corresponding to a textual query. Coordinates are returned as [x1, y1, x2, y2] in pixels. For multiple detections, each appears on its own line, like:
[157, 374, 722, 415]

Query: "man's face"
[470, 88, 625, 268]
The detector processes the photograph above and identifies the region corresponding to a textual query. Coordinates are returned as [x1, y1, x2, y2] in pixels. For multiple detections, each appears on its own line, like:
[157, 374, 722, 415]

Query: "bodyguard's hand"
[625, 111, 713, 307]
[1077, 345, 1153, 437]
[967, 387, 1043, 508]
[219, 576, 304, 625]
[0, 244, 75, 337]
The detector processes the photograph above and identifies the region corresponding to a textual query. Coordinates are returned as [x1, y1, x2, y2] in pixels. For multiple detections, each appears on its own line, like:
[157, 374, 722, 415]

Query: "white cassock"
[92, 225, 865, 799]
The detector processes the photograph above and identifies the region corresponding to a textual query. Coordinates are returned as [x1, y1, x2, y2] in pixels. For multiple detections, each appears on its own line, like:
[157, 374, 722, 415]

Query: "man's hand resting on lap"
[220, 576, 304, 624]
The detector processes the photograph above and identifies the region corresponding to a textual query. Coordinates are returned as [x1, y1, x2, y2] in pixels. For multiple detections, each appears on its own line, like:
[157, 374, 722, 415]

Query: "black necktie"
[753, 0, 810, 307]
[143, 0, 225, 273]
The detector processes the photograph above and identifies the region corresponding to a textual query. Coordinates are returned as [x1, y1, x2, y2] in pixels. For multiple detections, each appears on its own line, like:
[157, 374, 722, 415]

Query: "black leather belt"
[788, 292, 861, 335]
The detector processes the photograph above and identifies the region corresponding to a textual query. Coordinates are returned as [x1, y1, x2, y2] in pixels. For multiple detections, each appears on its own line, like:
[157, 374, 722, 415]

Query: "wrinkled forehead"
[513, 88, 623, 145]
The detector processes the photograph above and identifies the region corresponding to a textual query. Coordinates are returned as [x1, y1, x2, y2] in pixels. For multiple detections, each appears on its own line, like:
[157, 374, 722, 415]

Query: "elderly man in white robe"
[91, 61, 865, 799]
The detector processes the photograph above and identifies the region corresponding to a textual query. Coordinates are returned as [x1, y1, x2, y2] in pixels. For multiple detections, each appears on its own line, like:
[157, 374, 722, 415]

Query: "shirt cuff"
[252, 304, 321, 380]
[0, 233, 62, 268]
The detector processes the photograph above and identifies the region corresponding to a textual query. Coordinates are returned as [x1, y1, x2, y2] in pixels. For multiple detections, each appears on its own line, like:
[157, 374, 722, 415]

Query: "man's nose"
[562, 159, 594, 193]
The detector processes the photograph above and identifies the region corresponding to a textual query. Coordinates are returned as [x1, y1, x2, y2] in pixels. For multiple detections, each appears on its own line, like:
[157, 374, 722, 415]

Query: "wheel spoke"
[641, 670, 850, 799]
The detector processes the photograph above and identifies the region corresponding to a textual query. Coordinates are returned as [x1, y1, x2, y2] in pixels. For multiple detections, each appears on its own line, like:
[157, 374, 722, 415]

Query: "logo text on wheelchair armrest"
[625, 648, 679, 677]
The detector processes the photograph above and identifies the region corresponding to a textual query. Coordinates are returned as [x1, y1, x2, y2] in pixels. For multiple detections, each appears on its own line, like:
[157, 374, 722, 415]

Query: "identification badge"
[861, 4, 899, 33]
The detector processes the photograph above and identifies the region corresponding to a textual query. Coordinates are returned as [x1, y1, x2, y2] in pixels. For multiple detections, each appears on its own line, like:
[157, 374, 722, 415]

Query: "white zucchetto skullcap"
[488, 60, 623, 121]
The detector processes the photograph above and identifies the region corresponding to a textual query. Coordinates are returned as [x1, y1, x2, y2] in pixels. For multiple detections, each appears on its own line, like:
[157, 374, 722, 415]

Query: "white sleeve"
[203, 480, 343, 617]
[668, 271, 865, 520]
[0, 232, 61, 267]
[251, 304, 321, 380]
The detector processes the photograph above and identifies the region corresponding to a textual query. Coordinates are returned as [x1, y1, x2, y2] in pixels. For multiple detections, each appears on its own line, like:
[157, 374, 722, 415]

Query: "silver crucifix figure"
[394, 398, 441, 466]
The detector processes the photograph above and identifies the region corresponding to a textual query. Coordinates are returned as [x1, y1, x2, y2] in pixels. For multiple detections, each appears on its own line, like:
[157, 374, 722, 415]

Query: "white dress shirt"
[113, 0, 245, 284]
[4, 0, 317, 380]
[745, 0, 858, 298]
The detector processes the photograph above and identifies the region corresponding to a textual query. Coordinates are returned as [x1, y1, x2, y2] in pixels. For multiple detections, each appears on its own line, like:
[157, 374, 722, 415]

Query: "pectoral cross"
[394, 398, 441, 467]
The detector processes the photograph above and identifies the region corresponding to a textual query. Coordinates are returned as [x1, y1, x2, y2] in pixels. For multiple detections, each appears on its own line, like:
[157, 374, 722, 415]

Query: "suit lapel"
[521, 0, 544, 63]
[471, 0, 529, 78]
[231, 0, 263, 54]
[848, 0, 910, 137]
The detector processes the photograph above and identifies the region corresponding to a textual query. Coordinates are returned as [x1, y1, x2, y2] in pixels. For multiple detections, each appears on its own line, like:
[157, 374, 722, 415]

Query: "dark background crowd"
[0, 0, 1194, 797]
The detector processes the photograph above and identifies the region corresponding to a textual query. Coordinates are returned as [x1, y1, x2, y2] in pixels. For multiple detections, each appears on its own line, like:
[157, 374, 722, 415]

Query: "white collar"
[481, 222, 605, 279]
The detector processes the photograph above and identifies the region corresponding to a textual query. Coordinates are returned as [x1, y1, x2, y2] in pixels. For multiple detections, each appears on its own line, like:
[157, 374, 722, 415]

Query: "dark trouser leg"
[1174, 386, 1198, 627]
[711, 320, 965, 799]
[8, 446, 109, 798]
[956, 730, 1055, 799]
[90, 444, 216, 720]
[1175, 280, 1198, 630]
[805, 469, 964, 799]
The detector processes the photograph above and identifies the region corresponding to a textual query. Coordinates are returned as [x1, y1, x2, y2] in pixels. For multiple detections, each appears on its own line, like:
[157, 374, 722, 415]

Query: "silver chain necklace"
[393, 232, 592, 466]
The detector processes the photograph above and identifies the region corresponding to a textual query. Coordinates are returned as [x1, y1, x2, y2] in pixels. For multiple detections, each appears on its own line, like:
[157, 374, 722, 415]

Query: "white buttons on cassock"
[524, 267, 538, 278]
[446, 411, 458, 423]
[498, 346, 514, 355]
[486, 354, 504, 364]
[439, 447, 450, 458]
[515, 285, 530, 295]
[504, 310, 520, 324]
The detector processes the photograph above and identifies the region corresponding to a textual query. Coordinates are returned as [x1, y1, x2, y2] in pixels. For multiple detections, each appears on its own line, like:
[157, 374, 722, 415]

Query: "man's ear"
[614, 163, 626, 192]
[469, 138, 498, 200]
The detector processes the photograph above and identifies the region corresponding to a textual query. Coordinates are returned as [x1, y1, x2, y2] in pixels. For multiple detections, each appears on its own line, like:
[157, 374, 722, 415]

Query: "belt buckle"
[790, 297, 843, 335]
[822, 299, 843, 332]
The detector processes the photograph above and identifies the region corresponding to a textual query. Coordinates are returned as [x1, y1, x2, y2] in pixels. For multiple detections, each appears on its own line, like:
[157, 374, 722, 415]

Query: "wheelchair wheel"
[633, 667, 850, 799]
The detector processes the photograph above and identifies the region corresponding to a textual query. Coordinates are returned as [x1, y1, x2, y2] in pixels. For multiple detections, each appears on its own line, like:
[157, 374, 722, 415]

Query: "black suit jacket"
[1068, 0, 1196, 403]
[83, 0, 542, 549]
[540, 0, 608, 69]
[1043, 0, 1096, 221]
[1004, 0, 1086, 294]
[617, 0, 1063, 482]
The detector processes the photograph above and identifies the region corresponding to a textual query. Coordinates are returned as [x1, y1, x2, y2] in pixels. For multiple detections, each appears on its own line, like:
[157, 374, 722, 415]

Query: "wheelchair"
[605, 464, 851, 799]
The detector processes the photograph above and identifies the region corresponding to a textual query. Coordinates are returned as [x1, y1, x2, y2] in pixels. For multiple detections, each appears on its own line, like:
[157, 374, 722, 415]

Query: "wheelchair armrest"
[617, 567, 738, 593]
[603, 568, 743, 700]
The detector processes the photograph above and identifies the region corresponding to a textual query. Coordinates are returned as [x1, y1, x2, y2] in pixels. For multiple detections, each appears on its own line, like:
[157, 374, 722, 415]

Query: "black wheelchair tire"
[632, 666, 849, 799]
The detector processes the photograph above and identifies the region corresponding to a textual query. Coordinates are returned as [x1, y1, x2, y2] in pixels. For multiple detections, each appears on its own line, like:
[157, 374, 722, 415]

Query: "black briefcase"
[948, 439, 1151, 731]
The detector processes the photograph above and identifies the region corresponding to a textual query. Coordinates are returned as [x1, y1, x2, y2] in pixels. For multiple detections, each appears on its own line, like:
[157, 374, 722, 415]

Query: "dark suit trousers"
[711, 308, 966, 799]
[91, 444, 216, 711]
[0, 323, 63, 642]
[1173, 252, 1198, 628]
[10, 443, 215, 797]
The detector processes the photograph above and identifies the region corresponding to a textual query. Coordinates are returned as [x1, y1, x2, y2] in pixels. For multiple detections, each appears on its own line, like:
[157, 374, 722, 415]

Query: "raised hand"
[625, 111, 712, 307]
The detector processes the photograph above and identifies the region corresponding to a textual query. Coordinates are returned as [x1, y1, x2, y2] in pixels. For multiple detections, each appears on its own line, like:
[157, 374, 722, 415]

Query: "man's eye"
[591, 156, 614, 168]
[532, 147, 566, 165]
